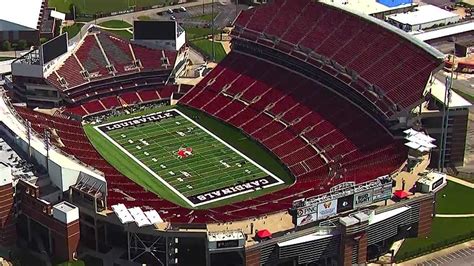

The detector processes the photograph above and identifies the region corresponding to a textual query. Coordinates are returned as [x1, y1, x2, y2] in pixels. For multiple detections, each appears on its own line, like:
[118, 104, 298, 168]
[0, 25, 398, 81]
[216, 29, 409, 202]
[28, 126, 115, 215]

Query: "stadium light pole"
[211, 0, 215, 61]
[437, 53, 455, 172]
[442, 56, 455, 171]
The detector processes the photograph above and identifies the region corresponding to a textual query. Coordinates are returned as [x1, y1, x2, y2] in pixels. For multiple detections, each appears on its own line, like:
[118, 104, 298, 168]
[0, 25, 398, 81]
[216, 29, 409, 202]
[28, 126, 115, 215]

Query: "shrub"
[1, 40, 12, 51]
[17, 39, 28, 50]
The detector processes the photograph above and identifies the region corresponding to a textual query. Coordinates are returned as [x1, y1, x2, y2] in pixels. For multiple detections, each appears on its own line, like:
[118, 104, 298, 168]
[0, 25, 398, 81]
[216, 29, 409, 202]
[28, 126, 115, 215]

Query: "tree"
[1, 40, 11, 51]
[17, 39, 27, 50]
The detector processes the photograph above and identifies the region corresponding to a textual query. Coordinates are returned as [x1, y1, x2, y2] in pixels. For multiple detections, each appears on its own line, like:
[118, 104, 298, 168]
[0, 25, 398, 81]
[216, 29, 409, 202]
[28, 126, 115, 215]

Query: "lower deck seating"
[65, 85, 179, 116]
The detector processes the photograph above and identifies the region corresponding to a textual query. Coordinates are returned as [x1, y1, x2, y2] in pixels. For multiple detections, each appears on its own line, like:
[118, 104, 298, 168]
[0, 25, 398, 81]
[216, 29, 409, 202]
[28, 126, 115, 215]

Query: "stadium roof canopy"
[0, 0, 43, 31]
[414, 21, 474, 41]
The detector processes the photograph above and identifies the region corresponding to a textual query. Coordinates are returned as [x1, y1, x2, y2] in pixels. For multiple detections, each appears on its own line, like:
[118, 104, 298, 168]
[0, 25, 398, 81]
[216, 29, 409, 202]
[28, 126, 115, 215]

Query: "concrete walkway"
[436, 214, 474, 218]
[94, 25, 132, 31]
[446, 175, 474, 188]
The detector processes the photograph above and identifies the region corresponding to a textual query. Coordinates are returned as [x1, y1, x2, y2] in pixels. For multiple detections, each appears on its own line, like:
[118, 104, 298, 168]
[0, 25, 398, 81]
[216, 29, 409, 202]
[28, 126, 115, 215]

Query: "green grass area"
[396, 217, 474, 261]
[453, 88, 474, 103]
[104, 29, 133, 39]
[436, 181, 474, 214]
[98, 20, 133, 39]
[193, 13, 217, 22]
[138, 15, 152, 21]
[98, 20, 132, 29]
[62, 23, 84, 39]
[84, 105, 292, 209]
[0, 57, 14, 62]
[190, 39, 227, 62]
[184, 27, 214, 40]
[395, 181, 474, 261]
[48, 0, 166, 15]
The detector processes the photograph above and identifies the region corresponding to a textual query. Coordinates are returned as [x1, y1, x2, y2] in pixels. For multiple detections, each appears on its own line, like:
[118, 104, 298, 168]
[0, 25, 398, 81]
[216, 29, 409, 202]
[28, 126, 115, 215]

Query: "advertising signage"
[318, 199, 337, 220]
[373, 184, 393, 202]
[296, 205, 318, 226]
[354, 190, 373, 208]
[337, 195, 354, 213]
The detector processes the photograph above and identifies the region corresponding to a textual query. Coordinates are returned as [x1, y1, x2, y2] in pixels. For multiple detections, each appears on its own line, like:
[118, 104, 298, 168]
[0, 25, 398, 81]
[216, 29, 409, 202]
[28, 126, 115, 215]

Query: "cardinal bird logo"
[177, 147, 193, 159]
[324, 201, 332, 209]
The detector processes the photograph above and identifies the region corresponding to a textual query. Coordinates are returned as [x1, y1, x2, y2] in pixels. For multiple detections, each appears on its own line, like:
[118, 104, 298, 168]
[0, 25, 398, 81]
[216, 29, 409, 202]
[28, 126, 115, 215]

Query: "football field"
[93, 108, 284, 207]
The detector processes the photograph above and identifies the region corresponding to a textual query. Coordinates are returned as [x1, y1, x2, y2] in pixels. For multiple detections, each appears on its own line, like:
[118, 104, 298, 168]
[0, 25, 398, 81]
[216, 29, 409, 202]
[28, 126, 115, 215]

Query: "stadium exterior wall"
[243, 194, 434, 266]
[421, 108, 470, 167]
[0, 117, 106, 193]
[0, 183, 16, 247]
[18, 189, 80, 261]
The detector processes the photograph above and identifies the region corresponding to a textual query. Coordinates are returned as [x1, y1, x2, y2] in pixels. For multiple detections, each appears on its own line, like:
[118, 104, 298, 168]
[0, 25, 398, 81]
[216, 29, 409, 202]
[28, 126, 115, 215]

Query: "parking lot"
[416, 246, 474, 266]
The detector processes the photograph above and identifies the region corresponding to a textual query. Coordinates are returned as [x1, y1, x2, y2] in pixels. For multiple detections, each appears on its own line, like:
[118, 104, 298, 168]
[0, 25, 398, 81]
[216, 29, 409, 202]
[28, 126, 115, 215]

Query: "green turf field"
[190, 39, 227, 62]
[435, 181, 474, 214]
[62, 23, 84, 39]
[104, 29, 133, 39]
[86, 106, 290, 208]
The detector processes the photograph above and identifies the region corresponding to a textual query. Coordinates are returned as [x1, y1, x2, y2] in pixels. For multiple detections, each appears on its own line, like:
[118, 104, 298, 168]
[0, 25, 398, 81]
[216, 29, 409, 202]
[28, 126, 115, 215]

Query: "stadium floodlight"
[129, 207, 152, 227]
[144, 210, 163, 224]
[404, 129, 436, 153]
[112, 204, 134, 224]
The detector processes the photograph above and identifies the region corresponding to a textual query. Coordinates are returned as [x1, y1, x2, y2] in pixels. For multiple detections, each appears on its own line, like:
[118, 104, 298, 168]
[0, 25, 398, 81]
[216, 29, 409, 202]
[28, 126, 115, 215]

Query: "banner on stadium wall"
[296, 205, 318, 226]
[354, 190, 373, 208]
[292, 198, 306, 209]
[337, 195, 354, 213]
[318, 199, 337, 220]
[372, 184, 393, 202]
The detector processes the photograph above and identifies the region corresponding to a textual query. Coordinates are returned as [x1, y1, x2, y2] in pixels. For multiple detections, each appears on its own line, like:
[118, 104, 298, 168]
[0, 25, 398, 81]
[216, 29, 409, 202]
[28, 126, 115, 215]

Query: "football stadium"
[1, 0, 472, 265]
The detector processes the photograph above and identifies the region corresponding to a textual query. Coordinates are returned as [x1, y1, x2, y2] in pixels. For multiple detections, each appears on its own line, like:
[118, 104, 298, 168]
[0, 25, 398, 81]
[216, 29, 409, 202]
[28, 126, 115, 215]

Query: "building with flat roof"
[387, 5, 461, 32]
[414, 21, 474, 42]
[319, 0, 415, 18]
[420, 77, 472, 168]
[0, 0, 54, 46]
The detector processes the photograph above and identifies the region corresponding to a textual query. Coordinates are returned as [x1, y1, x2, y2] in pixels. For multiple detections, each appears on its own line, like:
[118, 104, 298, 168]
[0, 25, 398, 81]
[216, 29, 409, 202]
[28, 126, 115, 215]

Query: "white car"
[180, 6, 187, 12]
[167, 8, 174, 14]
